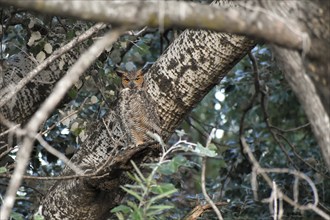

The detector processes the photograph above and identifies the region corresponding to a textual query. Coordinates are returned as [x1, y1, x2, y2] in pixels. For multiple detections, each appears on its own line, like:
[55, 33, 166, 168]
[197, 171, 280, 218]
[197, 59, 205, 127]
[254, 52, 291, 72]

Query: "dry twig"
[201, 128, 224, 220]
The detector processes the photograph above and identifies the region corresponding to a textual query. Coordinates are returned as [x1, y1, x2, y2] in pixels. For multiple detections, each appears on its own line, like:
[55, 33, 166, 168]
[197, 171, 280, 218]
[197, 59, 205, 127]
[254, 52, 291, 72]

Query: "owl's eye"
[124, 78, 129, 82]
[135, 77, 140, 81]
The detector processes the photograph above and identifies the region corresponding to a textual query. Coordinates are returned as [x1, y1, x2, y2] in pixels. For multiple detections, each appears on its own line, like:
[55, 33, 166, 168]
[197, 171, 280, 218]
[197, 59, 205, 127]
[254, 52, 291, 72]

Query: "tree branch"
[272, 47, 330, 170]
[201, 128, 223, 219]
[0, 0, 313, 57]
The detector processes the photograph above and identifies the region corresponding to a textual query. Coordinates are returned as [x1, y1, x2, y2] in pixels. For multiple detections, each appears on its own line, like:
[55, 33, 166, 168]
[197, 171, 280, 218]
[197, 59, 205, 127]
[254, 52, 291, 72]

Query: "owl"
[116, 69, 161, 146]
[116, 69, 145, 89]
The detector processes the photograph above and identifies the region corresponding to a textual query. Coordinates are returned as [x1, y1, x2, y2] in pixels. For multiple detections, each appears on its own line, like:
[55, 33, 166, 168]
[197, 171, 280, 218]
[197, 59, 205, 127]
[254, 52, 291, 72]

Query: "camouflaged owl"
[116, 69, 161, 146]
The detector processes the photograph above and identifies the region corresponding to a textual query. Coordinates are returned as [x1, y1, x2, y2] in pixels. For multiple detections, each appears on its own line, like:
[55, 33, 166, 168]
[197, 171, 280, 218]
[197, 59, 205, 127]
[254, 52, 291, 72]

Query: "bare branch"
[241, 137, 330, 220]
[269, 123, 310, 133]
[0, 114, 83, 176]
[35, 135, 83, 175]
[276, 133, 329, 177]
[0, 0, 312, 56]
[183, 202, 227, 220]
[201, 128, 223, 220]
[272, 48, 330, 170]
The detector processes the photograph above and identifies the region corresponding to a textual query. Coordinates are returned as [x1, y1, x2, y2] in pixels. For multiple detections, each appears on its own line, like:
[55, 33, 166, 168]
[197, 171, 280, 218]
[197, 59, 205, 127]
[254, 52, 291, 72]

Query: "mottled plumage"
[116, 69, 161, 145]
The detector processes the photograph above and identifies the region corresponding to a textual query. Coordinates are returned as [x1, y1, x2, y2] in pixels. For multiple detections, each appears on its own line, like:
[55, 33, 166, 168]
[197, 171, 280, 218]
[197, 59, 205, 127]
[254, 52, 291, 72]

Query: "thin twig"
[41, 97, 88, 136]
[185, 117, 222, 147]
[247, 52, 297, 169]
[240, 52, 329, 219]
[0, 172, 87, 180]
[41, 110, 78, 135]
[277, 133, 329, 178]
[201, 128, 223, 220]
[35, 134, 83, 174]
[269, 123, 310, 133]
[260, 91, 298, 169]
[0, 113, 82, 175]
[238, 52, 260, 160]
[241, 137, 330, 220]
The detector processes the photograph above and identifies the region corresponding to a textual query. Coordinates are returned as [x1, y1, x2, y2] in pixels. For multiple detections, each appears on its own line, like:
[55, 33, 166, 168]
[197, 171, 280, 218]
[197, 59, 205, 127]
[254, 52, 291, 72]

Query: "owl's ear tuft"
[137, 68, 146, 76]
[116, 70, 126, 77]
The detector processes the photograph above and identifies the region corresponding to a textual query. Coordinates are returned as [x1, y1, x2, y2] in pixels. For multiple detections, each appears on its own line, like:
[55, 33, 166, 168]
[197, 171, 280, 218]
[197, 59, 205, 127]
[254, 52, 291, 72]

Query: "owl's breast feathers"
[118, 89, 161, 146]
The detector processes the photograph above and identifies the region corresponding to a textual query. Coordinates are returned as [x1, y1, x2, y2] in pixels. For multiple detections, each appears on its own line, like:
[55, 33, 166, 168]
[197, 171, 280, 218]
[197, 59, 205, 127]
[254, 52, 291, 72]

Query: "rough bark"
[0, 52, 63, 132]
[0, 20, 96, 136]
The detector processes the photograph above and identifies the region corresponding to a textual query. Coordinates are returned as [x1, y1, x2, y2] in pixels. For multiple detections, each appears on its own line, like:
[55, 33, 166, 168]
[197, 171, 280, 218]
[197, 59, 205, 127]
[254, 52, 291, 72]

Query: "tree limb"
[272, 47, 330, 170]
[0, 0, 314, 57]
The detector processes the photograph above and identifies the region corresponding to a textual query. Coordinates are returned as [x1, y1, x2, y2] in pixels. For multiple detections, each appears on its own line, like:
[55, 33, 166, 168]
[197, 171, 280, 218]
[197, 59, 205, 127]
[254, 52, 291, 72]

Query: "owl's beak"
[128, 82, 136, 89]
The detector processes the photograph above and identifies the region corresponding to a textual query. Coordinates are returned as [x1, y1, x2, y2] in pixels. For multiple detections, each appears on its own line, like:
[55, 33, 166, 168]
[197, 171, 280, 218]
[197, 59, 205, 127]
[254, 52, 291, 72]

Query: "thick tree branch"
[146, 30, 255, 133]
[0, 0, 313, 57]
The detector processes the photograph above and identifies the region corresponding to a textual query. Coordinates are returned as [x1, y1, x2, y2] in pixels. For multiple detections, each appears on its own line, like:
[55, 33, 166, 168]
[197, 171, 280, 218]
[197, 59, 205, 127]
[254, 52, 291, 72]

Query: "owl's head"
[116, 69, 145, 89]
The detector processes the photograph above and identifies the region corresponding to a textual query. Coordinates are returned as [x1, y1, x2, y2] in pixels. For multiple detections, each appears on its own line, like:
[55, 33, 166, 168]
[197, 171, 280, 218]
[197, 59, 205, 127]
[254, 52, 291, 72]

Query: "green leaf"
[157, 155, 190, 175]
[33, 213, 45, 220]
[123, 184, 144, 190]
[115, 212, 125, 220]
[67, 88, 78, 99]
[193, 143, 218, 157]
[131, 160, 147, 183]
[0, 166, 7, 174]
[111, 205, 132, 214]
[66, 30, 76, 40]
[128, 201, 143, 220]
[151, 183, 177, 195]
[148, 204, 174, 211]
[147, 132, 165, 146]
[132, 209, 143, 220]
[136, 43, 150, 55]
[121, 186, 142, 202]
[10, 212, 24, 220]
[175, 129, 186, 138]
[148, 189, 177, 204]
[147, 205, 174, 216]
[217, 159, 227, 169]
[208, 143, 217, 151]
[127, 201, 139, 210]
